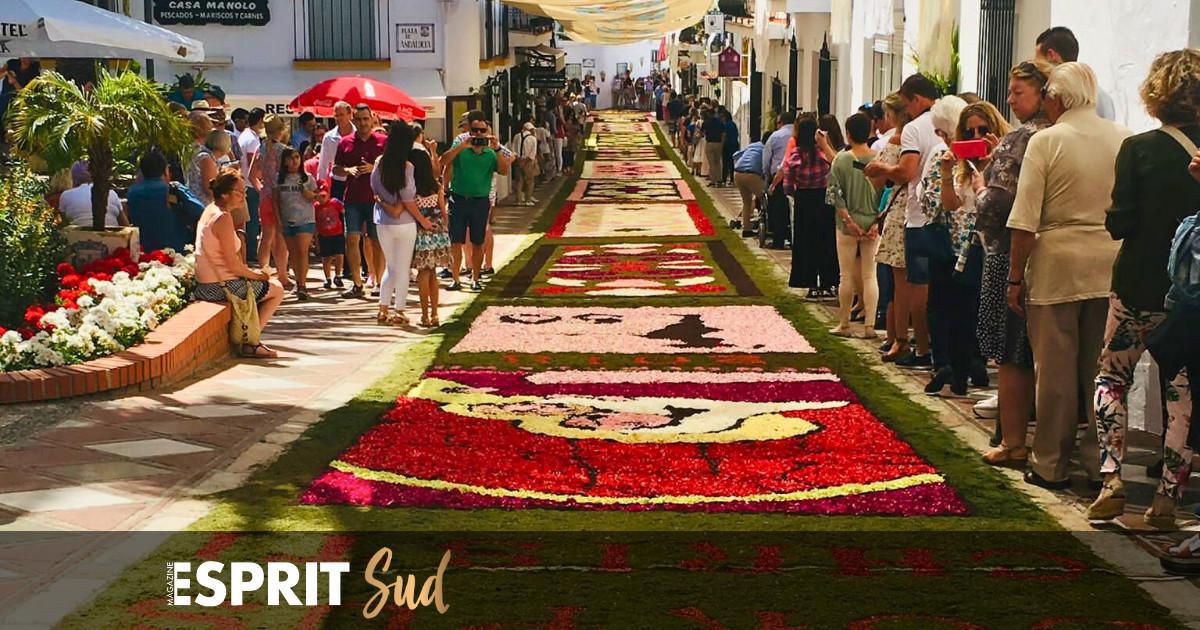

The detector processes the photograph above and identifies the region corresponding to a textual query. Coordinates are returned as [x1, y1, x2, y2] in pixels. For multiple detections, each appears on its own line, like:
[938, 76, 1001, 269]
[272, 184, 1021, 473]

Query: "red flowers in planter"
[23, 305, 47, 327]
[140, 249, 174, 266]
[78, 247, 139, 278]
[22, 249, 171, 332]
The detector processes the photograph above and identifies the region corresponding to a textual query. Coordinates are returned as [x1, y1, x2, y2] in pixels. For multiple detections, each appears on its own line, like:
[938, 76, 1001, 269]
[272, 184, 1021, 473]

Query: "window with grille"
[978, 0, 1016, 118]
[480, 0, 509, 61]
[295, 0, 388, 61]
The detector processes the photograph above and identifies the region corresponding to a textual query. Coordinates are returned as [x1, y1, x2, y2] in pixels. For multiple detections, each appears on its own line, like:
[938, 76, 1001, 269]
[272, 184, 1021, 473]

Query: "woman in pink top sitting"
[193, 167, 285, 358]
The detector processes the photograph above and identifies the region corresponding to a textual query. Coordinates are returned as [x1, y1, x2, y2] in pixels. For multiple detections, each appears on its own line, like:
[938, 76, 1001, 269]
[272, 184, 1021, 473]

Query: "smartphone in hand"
[951, 140, 989, 160]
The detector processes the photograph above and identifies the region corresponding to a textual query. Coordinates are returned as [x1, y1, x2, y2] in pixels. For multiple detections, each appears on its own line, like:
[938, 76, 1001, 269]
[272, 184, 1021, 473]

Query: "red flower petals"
[303, 372, 969, 516]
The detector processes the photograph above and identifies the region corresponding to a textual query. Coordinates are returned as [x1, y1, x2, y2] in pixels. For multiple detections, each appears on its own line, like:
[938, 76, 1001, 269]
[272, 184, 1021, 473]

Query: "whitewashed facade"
[683, 0, 1200, 143]
[121, 0, 560, 145]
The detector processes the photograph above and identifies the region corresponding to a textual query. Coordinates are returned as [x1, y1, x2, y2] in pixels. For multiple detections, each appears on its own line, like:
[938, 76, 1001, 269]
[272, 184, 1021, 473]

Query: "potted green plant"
[6, 68, 191, 261]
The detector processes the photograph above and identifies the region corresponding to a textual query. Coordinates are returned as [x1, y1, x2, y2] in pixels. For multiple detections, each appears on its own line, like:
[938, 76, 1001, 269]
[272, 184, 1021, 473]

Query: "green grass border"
[176, 121, 1056, 533]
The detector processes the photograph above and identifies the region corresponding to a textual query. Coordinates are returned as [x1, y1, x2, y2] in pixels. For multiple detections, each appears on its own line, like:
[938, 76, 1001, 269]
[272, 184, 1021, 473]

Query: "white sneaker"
[973, 395, 999, 419]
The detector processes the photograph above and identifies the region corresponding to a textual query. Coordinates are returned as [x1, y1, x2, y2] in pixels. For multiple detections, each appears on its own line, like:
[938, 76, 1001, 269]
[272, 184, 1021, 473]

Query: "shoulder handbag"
[1160, 125, 1199, 158]
[220, 281, 261, 347]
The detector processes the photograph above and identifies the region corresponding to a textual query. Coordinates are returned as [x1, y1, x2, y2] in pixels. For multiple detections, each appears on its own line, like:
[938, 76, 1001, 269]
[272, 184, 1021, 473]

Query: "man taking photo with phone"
[441, 110, 514, 291]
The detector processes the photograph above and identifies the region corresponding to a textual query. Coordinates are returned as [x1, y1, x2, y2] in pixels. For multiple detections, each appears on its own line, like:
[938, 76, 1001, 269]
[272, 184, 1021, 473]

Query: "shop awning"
[519, 45, 566, 72]
[210, 68, 446, 119]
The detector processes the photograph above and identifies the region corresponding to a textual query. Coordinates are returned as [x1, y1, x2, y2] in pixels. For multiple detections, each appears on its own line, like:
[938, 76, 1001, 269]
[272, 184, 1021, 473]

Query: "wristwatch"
[1007, 278, 1023, 285]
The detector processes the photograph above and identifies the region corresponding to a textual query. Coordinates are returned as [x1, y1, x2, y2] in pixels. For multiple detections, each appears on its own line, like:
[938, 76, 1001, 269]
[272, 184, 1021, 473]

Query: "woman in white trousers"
[370, 122, 433, 326]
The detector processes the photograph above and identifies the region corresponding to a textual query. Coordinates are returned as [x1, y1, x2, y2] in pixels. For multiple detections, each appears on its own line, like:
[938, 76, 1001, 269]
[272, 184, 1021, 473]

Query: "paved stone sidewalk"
[0, 179, 564, 628]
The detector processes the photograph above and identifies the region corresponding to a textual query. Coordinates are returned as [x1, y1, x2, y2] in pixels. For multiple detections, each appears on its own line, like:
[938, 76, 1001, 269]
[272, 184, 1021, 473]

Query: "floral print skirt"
[875, 193, 907, 268]
[413, 217, 452, 270]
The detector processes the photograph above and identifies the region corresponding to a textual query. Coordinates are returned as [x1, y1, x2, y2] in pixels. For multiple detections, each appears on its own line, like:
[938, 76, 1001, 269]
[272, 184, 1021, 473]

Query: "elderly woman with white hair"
[1006, 62, 1132, 491]
[911, 94, 975, 395]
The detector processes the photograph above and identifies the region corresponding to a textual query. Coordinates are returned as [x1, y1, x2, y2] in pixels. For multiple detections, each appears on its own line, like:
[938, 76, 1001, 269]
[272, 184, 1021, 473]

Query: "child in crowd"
[275, 147, 318, 300]
[303, 143, 320, 181]
[313, 181, 346, 291]
[409, 148, 451, 327]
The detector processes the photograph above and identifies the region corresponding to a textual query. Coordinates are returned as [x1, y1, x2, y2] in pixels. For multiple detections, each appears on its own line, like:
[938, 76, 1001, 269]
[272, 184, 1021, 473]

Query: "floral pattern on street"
[515, 242, 742, 298]
[302, 369, 967, 514]
[593, 122, 655, 134]
[450, 305, 814, 355]
[567, 180, 694, 202]
[580, 160, 681, 180]
[585, 133, 661, 148]
[547, 202, 714, 239]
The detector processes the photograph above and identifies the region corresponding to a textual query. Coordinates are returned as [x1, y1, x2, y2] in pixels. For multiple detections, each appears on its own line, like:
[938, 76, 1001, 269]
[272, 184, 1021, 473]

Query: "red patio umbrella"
[289, 75, 426, 121]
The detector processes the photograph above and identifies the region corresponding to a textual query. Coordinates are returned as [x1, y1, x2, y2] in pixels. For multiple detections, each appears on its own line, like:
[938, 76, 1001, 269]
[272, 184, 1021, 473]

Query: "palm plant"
[6, 68, 192, 230]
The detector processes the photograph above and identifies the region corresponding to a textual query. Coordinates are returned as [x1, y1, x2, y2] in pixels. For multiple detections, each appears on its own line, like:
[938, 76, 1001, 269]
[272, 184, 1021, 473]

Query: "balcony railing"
[507, 7, 555, 34]
[293, 0, 390, 62]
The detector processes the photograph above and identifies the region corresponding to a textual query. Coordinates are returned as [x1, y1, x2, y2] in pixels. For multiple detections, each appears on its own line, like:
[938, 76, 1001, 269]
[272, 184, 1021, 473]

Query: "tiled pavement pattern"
[0, 180, 562, 628]
[682, 138, 1200, 528]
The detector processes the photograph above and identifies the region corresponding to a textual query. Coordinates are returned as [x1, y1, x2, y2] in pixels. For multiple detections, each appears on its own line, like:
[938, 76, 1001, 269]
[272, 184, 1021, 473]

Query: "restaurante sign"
[153, 0, 270, 26]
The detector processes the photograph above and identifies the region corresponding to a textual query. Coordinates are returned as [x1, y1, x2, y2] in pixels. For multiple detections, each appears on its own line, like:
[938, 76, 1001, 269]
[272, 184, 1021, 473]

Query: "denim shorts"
[903, 227, 931, 285]
[281, 222, 316, 237]
[448, 194, 490, 245]
[343, 202, 378, 239]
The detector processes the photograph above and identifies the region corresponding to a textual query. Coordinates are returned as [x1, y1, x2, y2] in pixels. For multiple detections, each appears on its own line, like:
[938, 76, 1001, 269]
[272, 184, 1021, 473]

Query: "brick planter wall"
[0, 301, 232, 404]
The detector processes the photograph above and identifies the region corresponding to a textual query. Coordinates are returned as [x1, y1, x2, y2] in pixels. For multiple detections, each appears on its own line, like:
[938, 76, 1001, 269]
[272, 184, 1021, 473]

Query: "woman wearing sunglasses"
[923, 102, 1011, 397]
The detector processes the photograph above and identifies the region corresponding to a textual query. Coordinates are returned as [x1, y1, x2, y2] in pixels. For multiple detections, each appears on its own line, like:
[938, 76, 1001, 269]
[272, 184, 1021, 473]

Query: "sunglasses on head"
[962, 126, 990, 140]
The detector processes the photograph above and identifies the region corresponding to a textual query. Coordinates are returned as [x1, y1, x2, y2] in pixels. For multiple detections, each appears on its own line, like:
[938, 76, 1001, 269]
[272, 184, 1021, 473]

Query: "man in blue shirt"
[761, 111, 796, 248]
[731, 131, 771, 237]
[166, 73, 204, 110]
[127, 152, 205, 253]
[291, 112, 317, 151]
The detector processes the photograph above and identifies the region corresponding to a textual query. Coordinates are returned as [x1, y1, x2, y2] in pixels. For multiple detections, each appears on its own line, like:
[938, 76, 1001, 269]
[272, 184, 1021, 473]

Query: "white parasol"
[0, 0, 204, 62]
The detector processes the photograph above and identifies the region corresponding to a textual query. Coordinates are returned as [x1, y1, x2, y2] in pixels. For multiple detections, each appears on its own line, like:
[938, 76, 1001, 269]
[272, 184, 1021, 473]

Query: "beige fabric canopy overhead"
[505, 0, 712, 44]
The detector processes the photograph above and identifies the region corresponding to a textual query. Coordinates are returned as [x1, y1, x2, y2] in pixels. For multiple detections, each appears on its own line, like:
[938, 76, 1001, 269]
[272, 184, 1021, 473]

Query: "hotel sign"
[395, 24, 436, 53]
[0, 22, 30, 54]
[153, 0, 270, 26]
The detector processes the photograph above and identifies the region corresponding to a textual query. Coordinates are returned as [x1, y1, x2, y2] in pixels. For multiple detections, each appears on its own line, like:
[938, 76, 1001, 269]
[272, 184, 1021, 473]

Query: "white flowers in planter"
[0, 248, 196, 372]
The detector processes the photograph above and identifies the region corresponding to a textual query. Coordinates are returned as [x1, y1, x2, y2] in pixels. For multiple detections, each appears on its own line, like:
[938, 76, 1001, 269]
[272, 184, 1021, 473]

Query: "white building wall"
[957, 0, 981, 93]
[902, 0, 920, 78]
[128, 0, 473, 140]
[817, 0, 1200, 134]
[1044, 0, 1193, 132]
[791, 12, 832, 113]
[1012, 0, 1050, 68]
[559, 40, 659, 110]
[442, 0, 484, 97]
[129, 0, 299, 71]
